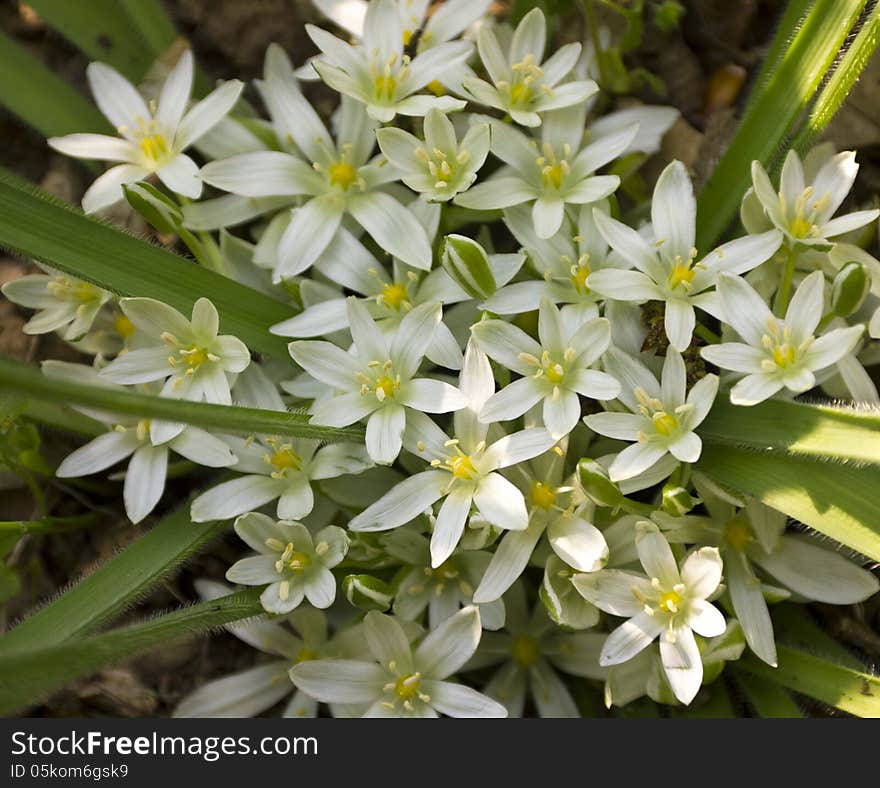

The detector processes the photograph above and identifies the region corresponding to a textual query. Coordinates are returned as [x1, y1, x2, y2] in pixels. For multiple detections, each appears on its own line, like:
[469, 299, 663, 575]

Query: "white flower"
[701, 271, 864, 405]
[657, 487, 879, 667]
[270, 218, 524, 370]
[348, 340, 555, 567]
[387, 530, 506, 630]
[48, 50, 243, 213]
[99, 297, 251, 407]
[455, 111, 634, 239]
[747, 149, 880, 250]
[190, 436, 371, 522]
[289, 607, 507, 717]
[587, 160, 783, 351]
[584, 347, 718, 482]
[226, 512, 349, 614]
[474, 583, 599, 717]
[201, 50, 433, 277]
[376, 109, 490, 201]
[462, 8, 597, 126]
[482, 201, 627, 322]
[311, 0, 491, 55]
[174, 581, 341, 718]
[573, 521, 726, 704]
[289, 298, 467, 464]
[44, 362, 236, 524]
[306, 0, 472, 121]
[473, 441, 609, 605]
[2, 267, 112, 341]
[472, 297, 620, 438]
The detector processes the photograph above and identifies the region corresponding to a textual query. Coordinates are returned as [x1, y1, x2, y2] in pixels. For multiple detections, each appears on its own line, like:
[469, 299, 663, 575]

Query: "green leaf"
[790, 2, 880, 155]
[695, 0, 868, 251]
[0, 31, 111, 138]
[0, 356, 365, 443]
[117, 0, 179, 58]
[737, 646, 880, 717]
[734, 672, 804, 718]
[1, 505, 227, 652]
[697, 445, 880, 561]
[0, 589, 263, 716]
[25, 0, 157, 82]
[0, 169, 294, 358]
[700, 398, 880, 466]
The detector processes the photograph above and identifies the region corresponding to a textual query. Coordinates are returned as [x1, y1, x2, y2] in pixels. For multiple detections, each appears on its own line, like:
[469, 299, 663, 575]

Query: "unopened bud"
[831, 261, 870, 317]
[441, 235, 496, 301]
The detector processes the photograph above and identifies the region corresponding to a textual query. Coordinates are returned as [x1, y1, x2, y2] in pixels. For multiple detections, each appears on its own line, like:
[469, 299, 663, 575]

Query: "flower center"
[394, 672, 422, 701]
[268, 446, 302, 473]
[329, 160, 358, 190]
[658, 590, 683, 614]
[786, 187, 829, 239]
[126, 114, 172, 168]
[295, 648, 319, 663]
[666, 251, 700, 292]
[530, 481, 557, 510]
[724, 515, 753, 551]
[652, 411, 679, 437]
[275, 542, 312, 573]
[380, 282, 410, 310]
[47, 276, 102, 304]
[114, 314, 136, 340]
[570, 259, 591, 294]
[357, 361, 402, 402]
[450, 454, 478, 480]
[511, 634, 541, 667]
[760, 319, 812, 372]
[506, 55, 543, 107]
[536, 143, 571, 191]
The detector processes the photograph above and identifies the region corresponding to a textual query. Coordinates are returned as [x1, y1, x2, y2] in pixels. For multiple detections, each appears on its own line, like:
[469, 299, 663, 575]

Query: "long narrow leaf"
[0, 31, 110, 137]
[696, 0, 867, 250]
[0, 589, 263, 715]
[0, 356, 364, 442]
[733, 672, 804, 718]
[118, 0, 178, 58]
[25, 0, 157, 81]
[790, 2, 880, 154]
[1, 506, 227, 652]
[700, 398, 880, 466]
[697, 445, 880, 561]
[0, 170, 294, 358]
[737, 646, 880, 717]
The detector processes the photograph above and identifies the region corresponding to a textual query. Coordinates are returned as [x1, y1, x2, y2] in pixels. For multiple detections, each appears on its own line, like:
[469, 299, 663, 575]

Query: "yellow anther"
[658, 590, 682, 614]
[668, 262, 696, 289]
[287, 551, 312, 571]
[652, 411, 679, 437]
[394, 672, 422, 701]
[450, 454, 477, 480]
[114, 314, 136, 340]
[570, 265, 591, 293]
[268, 446, 302, 472]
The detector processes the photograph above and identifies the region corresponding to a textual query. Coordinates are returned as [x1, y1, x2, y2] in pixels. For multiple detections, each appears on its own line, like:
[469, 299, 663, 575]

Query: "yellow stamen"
[380, 282, 409, 310]
[329, 160, 358, 190]
[530, 481, 557, 510]
[450, 454, 477, 480]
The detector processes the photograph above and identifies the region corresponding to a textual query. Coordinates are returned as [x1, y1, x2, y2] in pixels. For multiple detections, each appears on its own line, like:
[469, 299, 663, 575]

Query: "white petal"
[173, 662, 291, 718]
[201, 152, 322, 197]
[86, 62, 149, 132]
[157, 154, 202, 198]
[608, 441, 667, 483]
[277, 477, 315, 520]
[635, 522, 680, 587]
[600, 610, 664, 665]
[422, 680, 507, 718]
[287, 339, 360, 389]
[482, 428, 555, 470]
[391, 301, 441, 377]
[726, 550, 776, 666]
[123, 444, 168, 523]
[56, 430, 139, 477]
[573, 569, 653, 617]
[473, 472, 528, 531]
[479, 378, 542, 424]
[730, 373, 784, 406]
[82, 164, 149, 213]
[716, 274, 774, 346]
[304, 567, 337, 609]
[472, 518, 545, 603]
[365, 404, 406, 465]
[651, 160, 695, 260]
[190, 475, 285, 522]
[784, 270, 824, 342]
[413, 605, 482, 678]
[659, 626, 702, 704]
[276, 198, 344, 280]
[48, 133, 135, 162]
[680, 546, 723, 598]
[169, 427, 235, 467]
[226, 554, 280, 584]
[403, 378, 468, 413]
[348, 192, 432, 270]
[700, 343, 764, 374]
[688, 599, 726, 638]
[548, 516, 609, 572]
[348, 470, 446, 531]
[176, 79, 244, 150]
[542, 388, 581, 439]
[157, 50, 194, 132]
[431, 488, 472, 567]
[364, 611, 414, 672]
[664, 300, 695, 352]
[532, 198, 565, 239]
[668, 430, 702, 463]
[583, 411, 643, 441]
[288, 659, 386, 703]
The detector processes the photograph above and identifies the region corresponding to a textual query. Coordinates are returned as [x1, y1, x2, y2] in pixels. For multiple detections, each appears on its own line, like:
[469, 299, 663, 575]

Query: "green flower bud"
[578, 459, 624, 508]
[441, 235, 496, 301]
[662, 483, 696, 516]
[343, 574, 393, 611]
[831, 261, 870, 317]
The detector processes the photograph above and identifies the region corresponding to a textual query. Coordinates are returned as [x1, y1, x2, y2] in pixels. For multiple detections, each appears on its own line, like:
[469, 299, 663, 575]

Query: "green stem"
[583, 0, 608, 86]
[0, 513, 101, 536]
[775, 246, 799, 315]
[694, 323, 721, 344]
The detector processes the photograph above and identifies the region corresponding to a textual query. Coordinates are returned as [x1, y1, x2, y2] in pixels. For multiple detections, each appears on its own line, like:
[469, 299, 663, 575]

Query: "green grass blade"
[0, 31, 111, 138]
[21, 400, 104, 437]
[700, 398, 880, 466]
[0, 169, 294, 358]
[697, 445, 880, 561]
[1, 506, 227, 652]
[734, 672, 804, 718]
[0, 589, 263, 715]
[737, 646, 880, 717]
[695, 0, 867, 251]
[790, 2, 880, 154]
[118, 0, 178, 58]
[0, 356, 364, 442]
[25, 0, 156, 81]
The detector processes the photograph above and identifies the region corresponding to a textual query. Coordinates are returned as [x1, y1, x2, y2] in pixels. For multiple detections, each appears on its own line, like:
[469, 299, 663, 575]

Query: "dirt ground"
[1, 0, 879, 717]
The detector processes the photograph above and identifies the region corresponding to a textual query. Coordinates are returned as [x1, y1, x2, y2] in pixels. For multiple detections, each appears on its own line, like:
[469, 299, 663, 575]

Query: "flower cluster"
[5, 0, 878, 717]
